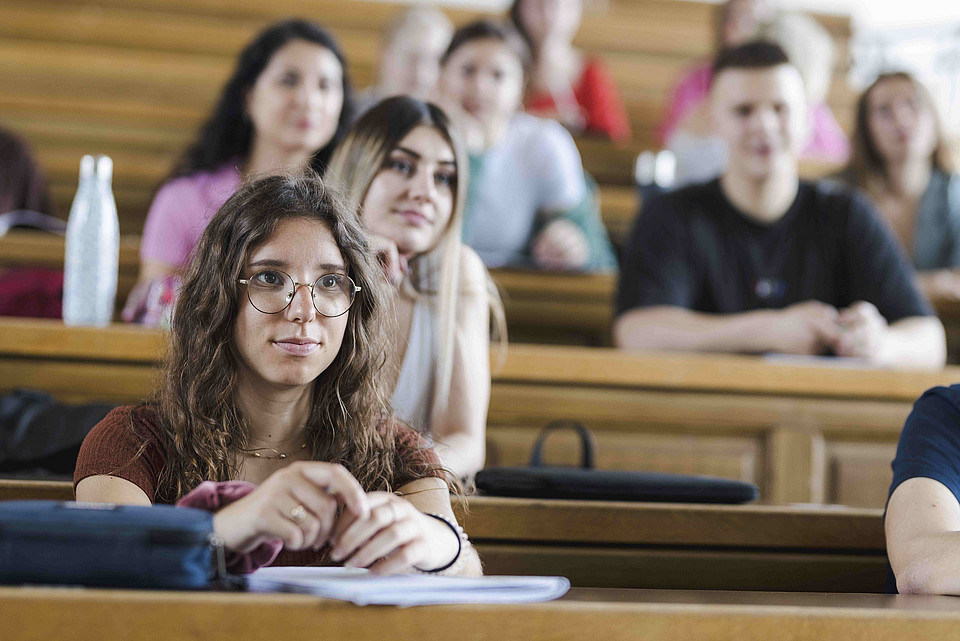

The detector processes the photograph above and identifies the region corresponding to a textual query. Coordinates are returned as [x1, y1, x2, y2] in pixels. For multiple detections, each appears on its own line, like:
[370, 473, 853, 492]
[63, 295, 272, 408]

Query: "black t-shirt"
[616, 179, 933, 322]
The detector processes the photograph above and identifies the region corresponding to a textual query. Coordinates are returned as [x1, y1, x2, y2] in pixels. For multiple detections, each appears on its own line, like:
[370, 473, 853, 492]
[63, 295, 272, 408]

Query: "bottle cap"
[654, 150, 677, 188]
[634, 151, 656, 186]
[94, 155, 113, 182]
[79, 155, 95, 181]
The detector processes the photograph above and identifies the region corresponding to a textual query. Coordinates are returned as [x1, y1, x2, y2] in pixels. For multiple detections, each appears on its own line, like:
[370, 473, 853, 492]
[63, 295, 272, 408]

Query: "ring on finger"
[290, 504, 307, 523]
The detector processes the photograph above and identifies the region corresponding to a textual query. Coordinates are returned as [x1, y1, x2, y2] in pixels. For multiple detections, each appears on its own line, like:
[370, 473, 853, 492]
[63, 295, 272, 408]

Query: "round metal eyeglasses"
[238, 269, 361, 317]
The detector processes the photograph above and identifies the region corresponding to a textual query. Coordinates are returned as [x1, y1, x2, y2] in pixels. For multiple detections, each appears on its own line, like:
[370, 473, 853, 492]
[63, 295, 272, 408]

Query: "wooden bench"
[0, 0, 851, 236]
[3, 229, 959, 356]
[7, 229, 958, 349]
[0, 479, 73, 502]
[0, 0, 854, 141]
[0, 479, 887, 592]
[466, 497, 886, 592]
[2, 318, 957, 508]
[0, 229, 614, 344]
[17, 229, 957, 350]
[4, 586, 960, 640]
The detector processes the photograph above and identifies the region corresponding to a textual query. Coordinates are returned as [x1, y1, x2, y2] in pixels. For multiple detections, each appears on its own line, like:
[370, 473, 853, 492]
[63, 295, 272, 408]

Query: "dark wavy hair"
[169, 19, 354, 180]
[441, 19, 531, 77]
[150, 173, 435, 501]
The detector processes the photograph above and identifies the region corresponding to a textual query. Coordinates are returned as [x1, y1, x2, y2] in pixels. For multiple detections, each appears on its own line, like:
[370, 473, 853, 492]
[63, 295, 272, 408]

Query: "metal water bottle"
[62, 155, 120, 326]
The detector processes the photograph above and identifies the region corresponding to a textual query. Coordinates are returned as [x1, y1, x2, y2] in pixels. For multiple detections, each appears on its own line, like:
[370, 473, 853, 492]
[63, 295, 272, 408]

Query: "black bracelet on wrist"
[414, 512, 469, 574]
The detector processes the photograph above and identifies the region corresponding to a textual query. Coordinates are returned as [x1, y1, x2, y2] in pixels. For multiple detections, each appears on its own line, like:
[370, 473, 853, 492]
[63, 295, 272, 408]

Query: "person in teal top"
[439, 20, 615, 271]
[837, 72, 960, 301]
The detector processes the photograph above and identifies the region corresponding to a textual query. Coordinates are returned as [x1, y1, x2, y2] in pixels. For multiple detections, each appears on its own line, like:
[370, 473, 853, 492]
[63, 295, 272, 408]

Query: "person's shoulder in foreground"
[74, 404, 166, 500]
[886, 385, 960, 594]
[890, 385, 960, 506]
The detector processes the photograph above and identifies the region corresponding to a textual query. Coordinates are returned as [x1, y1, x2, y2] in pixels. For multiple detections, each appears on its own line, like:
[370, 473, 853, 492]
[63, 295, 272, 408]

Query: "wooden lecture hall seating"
[4, 3, 960, 632]
[0, 0, 853, 247]
[2, 317, 958, 509]
[5, 229, 960, 353]
[8, 586, 960, 641]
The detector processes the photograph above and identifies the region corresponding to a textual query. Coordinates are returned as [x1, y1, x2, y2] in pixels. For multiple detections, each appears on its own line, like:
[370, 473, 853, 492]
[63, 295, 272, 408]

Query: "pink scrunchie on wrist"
[175, 480, 283, 574]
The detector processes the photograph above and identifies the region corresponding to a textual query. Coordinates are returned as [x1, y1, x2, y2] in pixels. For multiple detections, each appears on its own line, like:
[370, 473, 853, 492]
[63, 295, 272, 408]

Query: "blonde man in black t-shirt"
[614, 41, 945, 369]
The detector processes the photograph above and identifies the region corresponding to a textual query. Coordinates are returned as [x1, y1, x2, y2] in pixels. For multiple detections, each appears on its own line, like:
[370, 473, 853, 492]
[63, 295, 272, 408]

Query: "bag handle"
[529, 420, 597, 469]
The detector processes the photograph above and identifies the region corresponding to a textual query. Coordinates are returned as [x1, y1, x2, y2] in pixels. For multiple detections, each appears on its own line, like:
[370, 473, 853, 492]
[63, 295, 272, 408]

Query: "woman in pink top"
[124, 20, 355, 323]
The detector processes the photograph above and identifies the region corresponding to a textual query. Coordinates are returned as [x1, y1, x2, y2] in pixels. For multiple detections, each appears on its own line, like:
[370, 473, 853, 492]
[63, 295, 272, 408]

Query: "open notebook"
[246, 566, 570, 607]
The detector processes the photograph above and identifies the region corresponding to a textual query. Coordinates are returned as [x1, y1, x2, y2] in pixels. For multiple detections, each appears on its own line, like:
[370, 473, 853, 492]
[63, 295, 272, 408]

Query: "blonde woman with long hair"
[327, 96, 503, 479]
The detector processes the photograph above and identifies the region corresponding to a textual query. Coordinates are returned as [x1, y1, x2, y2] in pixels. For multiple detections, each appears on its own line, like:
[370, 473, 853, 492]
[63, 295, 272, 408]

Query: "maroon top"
[74, 405, 443, 566]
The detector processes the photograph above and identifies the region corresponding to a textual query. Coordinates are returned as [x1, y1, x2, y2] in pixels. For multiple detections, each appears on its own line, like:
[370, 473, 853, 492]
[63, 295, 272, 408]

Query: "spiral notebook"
[245, 566, 570, 607]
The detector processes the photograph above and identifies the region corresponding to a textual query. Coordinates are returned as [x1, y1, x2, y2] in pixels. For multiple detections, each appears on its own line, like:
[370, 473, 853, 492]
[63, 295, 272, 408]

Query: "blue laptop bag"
[0, 501, 222, 589]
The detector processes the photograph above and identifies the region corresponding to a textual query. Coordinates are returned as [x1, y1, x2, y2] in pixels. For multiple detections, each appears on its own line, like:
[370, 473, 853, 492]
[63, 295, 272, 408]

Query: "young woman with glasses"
[75, 173, 480, 577]
[327, 96, 504, 479]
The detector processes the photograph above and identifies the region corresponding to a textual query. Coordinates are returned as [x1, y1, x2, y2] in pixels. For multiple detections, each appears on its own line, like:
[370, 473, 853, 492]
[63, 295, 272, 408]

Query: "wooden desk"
[490, 269, 960, 351]
[0, 231, 141, 320]
[467, 497, 887, 592]
[3, 587, 960, 641]
[0, 231, 613, 341]
[489, 268, 615, 345]
[2, 318, 957, 507]
[9, 233, 960, 355]
[0, 480, 887, 591]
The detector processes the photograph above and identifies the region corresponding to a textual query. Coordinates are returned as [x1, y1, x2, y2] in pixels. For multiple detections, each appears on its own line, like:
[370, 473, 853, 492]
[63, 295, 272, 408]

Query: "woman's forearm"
[431, 431, 485, 479]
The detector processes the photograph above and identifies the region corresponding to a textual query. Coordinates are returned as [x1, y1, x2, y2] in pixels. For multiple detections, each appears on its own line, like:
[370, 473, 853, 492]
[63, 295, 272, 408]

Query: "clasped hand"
[212, 462, 452, 574]
[770, 300, 889, 361]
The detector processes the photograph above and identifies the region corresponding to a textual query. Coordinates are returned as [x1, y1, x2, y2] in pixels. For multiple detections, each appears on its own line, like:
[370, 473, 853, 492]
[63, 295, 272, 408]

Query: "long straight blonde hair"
[326, 96, 505, 417]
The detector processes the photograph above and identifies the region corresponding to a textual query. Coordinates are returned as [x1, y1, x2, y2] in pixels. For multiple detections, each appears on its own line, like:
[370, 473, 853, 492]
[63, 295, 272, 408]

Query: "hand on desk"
[532, 219, 589, 271]
[763, 300, 890, 363]
[211, 464, 460, 575]
[329, 491, 459, 575]
[834, 301, 889, 362]
[212, 462, 369, 554]
[762, 300, 842, 356]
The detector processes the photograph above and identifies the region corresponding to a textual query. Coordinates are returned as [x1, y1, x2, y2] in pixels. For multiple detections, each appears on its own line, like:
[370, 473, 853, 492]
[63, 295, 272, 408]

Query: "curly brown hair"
[148, 172, 438, 501]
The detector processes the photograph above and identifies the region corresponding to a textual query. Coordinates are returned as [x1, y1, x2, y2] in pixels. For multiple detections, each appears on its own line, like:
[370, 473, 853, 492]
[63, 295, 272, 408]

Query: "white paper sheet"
[245, 566, 570, 607]
[762, 353, 875, 369]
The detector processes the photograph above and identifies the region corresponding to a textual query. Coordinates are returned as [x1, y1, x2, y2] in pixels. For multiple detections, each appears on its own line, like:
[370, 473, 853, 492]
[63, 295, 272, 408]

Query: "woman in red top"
[509, 0, 631, 142]
[74, 173, 479, 576]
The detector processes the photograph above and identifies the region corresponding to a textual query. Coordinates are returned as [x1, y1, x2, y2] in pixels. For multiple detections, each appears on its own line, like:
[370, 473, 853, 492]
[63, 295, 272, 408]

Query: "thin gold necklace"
[238, 443, 308, 460]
